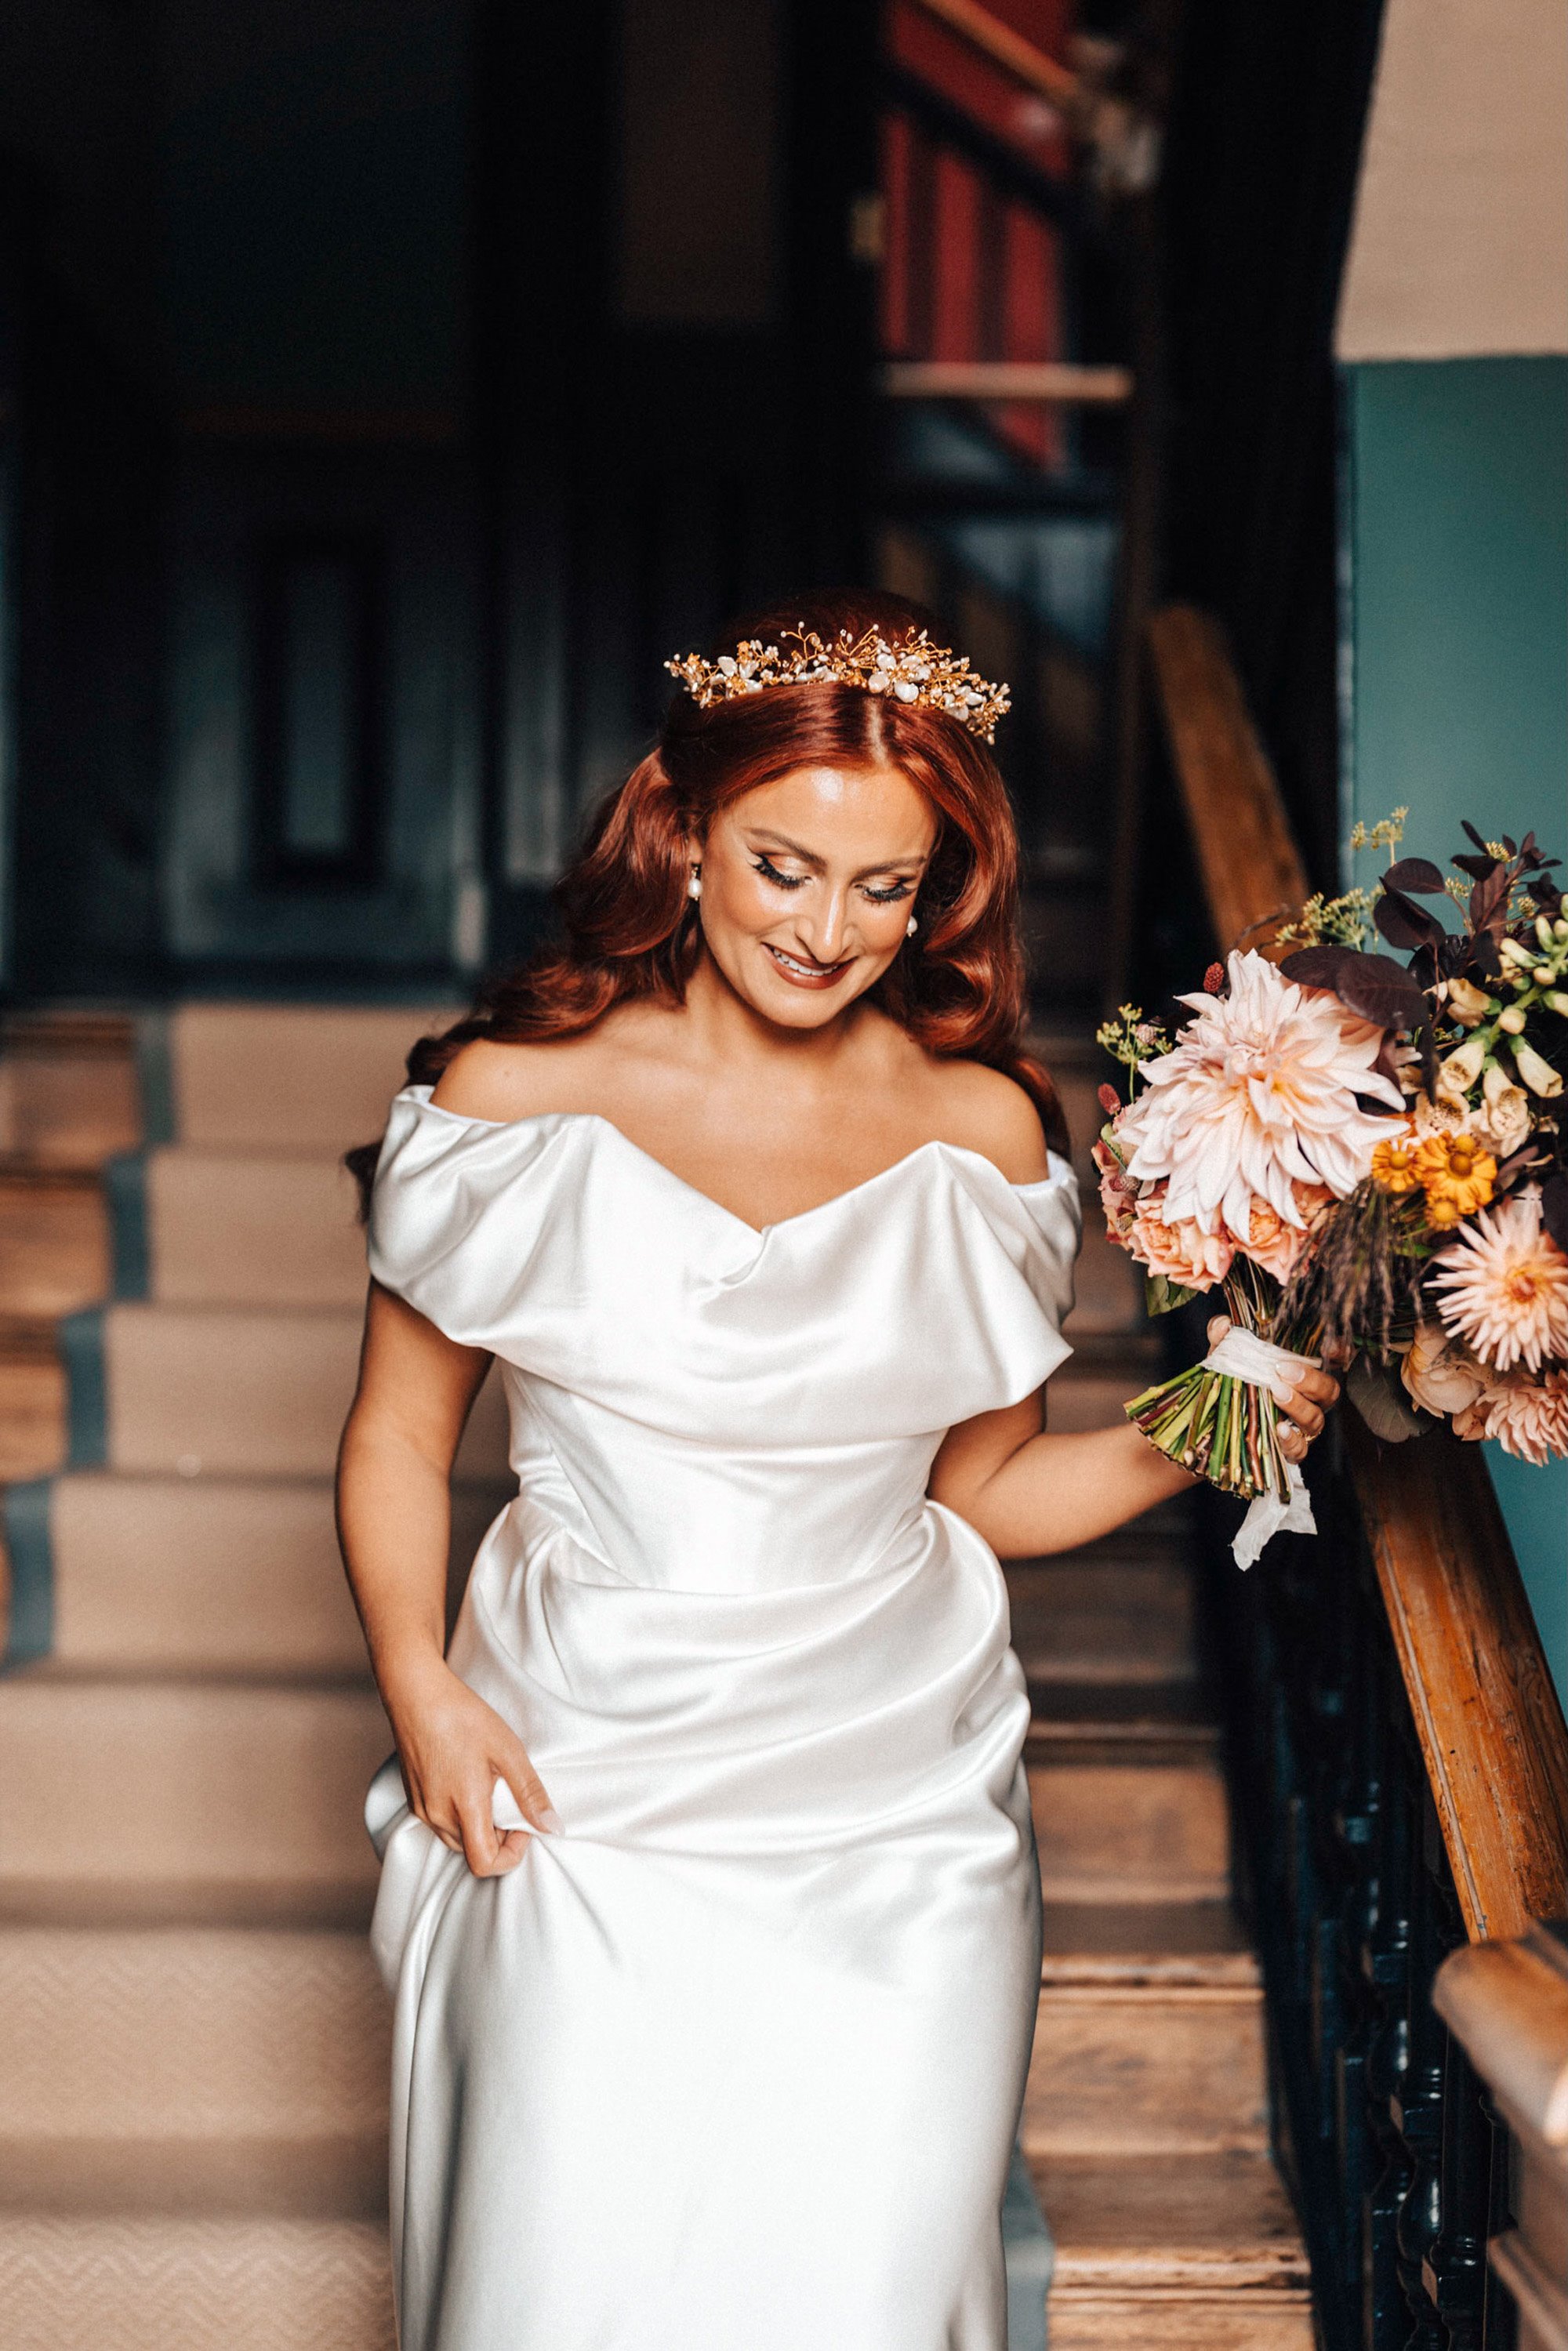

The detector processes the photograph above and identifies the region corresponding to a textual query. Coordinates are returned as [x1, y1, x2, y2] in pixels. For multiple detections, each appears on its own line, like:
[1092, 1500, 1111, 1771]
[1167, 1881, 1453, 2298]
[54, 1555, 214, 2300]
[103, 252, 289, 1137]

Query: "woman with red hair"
[338, 591, 1333, 2349]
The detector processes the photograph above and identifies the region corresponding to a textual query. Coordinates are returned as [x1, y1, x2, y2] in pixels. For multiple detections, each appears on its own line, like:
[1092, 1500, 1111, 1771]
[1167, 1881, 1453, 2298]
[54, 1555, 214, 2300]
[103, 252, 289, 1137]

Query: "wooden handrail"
[906, 0, 1078, 111]
[1436, 1925, 1568, 2150]
[1147, 605, 1310, 954]
[1149, 597, 1568, 1945]
[1347, 1417, 1568, 1941]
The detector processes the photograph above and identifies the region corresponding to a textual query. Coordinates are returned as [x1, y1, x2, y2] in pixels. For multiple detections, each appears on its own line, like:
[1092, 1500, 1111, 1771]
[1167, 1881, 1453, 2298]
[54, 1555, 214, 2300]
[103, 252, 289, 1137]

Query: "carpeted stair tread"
[0, 1925, 388, 2146]
[0, 1676, 387, 1889]
[101, 1303, 509, 1477]
[0, 2212, 394, 2350]
[170, 1003, 457, 1154]
[146, 1150, 369, 1305]
[49, 1472, 509, 1671]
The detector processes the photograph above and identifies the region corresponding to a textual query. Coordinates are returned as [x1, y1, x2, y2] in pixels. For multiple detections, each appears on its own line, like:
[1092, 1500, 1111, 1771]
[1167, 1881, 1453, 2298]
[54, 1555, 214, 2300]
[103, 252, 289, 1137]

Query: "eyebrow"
[744, 827, 931, 877]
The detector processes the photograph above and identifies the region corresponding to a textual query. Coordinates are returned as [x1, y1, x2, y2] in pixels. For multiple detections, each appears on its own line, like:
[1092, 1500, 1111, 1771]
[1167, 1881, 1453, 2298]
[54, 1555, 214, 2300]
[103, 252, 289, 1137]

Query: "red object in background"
[888, 0, 1072, 176]
[1000, 201, 1062, 466]
[881, 0, 1070, 470]
[931, 148, 983, 361]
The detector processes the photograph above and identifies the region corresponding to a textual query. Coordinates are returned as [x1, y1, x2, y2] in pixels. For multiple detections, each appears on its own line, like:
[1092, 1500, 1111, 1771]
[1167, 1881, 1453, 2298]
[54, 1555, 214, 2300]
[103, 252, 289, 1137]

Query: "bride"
[337, 590, 1335, 2350]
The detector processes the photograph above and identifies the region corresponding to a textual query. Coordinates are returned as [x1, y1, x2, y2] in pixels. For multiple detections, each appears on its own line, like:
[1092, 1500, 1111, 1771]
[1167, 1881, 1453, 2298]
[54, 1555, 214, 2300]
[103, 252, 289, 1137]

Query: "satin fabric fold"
[365, 1093, 1080, 2350]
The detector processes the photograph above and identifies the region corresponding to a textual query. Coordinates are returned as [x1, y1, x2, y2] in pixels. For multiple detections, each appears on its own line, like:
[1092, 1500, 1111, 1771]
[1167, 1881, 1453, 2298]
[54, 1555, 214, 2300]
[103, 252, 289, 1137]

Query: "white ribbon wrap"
[1200, 1326, 1322, 1569]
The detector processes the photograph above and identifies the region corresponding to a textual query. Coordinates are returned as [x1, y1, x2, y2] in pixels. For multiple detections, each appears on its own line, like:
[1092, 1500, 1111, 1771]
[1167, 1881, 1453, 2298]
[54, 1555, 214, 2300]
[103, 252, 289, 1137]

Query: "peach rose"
[1242, 1182, 1334, 1282]
[1126, 1196, 1234, 1290]
[1401, 1321, 1490, 1417]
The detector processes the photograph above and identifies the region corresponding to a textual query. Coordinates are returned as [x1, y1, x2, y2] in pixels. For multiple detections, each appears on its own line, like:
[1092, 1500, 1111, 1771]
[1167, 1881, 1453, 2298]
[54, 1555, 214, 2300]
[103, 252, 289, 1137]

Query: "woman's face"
[689, 763, 938, 1029]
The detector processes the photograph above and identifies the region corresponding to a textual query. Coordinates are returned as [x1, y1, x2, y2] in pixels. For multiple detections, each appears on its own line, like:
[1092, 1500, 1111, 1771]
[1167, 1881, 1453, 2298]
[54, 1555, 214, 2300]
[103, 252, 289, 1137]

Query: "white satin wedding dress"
[363, 1086, 1080, 2351]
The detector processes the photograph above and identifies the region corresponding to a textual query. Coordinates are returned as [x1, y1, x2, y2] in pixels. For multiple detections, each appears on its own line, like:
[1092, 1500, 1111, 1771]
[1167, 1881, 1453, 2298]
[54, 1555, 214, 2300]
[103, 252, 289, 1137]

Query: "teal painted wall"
[1344, 354, 1568, 1709]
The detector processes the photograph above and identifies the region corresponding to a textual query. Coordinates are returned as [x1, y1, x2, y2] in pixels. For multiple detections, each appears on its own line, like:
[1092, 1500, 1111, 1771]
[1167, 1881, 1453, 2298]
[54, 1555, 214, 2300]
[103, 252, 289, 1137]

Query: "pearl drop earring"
[906, 913, 918, 938]
[688, 869, 702, 902]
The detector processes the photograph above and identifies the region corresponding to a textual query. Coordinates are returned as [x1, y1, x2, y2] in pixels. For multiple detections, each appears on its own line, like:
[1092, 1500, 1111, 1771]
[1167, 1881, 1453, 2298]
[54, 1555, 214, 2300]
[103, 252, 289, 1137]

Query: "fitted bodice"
[368, 1087, 1080, 1596]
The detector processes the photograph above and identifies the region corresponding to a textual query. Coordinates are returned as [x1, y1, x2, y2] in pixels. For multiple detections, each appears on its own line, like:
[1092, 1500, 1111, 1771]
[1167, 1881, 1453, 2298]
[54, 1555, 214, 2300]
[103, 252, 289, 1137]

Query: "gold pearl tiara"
[665, 626, 1011, 743]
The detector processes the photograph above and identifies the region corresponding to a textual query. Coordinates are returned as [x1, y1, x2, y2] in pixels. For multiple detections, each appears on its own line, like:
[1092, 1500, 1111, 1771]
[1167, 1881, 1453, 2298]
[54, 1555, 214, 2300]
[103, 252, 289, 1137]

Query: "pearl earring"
[688, 869, 702, 902]
[906, 913, 918, 938]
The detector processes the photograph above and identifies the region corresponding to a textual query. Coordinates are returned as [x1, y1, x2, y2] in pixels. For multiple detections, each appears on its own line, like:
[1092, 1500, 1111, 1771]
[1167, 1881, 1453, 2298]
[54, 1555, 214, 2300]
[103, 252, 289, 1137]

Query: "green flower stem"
[1124, 1268, 1311, 1507]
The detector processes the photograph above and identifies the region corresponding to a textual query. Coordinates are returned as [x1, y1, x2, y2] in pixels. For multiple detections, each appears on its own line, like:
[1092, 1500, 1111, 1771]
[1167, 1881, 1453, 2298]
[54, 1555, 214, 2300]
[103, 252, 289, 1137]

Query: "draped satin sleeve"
[366, 1089, 580, 1355]
[365, 1086, 1080, 1433]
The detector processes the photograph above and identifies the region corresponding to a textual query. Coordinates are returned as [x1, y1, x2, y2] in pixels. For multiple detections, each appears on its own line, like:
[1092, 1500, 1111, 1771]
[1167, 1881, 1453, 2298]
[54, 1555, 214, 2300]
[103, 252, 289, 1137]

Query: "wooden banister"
[1146, 604, 1309, 955]
[1348, 1417, 1568, 1941]
[1148, 597, 1568, 1946]
[1436, 1925, 1568, 2346]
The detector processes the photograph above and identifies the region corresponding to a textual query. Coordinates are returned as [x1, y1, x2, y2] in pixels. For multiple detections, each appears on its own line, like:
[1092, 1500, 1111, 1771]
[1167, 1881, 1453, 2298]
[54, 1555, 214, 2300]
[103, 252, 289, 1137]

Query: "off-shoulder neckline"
[394, 1085, 1073, 1243]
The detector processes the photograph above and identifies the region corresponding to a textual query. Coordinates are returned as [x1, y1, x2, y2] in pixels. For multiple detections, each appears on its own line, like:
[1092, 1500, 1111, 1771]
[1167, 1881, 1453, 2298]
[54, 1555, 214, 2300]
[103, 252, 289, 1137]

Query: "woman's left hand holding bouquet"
[1204, 1314, 1342, 1465]
[928, 1341, 1339, 1562]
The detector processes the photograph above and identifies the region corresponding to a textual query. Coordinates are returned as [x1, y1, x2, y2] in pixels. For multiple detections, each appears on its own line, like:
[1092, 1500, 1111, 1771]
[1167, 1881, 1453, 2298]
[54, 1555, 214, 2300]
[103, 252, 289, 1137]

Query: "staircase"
[0, 1004, 1312, 2346]
[1022, 1039, 1314, 2347]
[0, 1006, 508, 2349]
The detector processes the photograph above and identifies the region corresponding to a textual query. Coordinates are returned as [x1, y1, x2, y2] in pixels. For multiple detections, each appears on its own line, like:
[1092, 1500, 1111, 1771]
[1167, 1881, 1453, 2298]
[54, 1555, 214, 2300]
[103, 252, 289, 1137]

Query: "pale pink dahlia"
[1118, 951, 1403, 1241]
[1432, 1192, 1568, 1373]
[1468, 1370, 1568, 1467]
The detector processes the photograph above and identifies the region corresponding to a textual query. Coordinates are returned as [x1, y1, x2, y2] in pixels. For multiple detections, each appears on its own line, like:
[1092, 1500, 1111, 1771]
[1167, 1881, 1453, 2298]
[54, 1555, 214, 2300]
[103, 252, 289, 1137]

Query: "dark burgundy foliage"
[1278, 943, 1355, 992]
[1382, 858, 1446, 894]
[1281, 945, 1428, 1033]
[1374, 885, 1448, 952]
[1469, 864, 1512, 936]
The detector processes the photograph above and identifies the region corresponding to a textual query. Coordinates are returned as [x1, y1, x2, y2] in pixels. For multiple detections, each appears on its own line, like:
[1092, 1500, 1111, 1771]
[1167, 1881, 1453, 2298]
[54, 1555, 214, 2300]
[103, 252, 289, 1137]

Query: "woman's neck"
[668, 947, 882, 1085]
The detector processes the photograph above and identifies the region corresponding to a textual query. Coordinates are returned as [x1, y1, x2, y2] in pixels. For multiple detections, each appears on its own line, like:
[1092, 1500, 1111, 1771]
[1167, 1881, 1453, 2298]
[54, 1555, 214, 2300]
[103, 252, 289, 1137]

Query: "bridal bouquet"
[1097, 818, 1568, 1562]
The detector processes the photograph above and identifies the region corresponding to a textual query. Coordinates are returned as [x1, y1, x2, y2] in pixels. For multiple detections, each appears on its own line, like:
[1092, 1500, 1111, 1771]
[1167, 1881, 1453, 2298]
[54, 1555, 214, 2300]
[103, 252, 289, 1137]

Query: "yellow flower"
[1414, 1130, 1497, 1221]
[1371, 1135, 1422, 1194]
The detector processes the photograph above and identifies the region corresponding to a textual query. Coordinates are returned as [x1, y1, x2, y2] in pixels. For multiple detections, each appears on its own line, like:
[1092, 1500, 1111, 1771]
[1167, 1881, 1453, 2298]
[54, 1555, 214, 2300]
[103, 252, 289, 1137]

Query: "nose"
[793, 884, 851, 963]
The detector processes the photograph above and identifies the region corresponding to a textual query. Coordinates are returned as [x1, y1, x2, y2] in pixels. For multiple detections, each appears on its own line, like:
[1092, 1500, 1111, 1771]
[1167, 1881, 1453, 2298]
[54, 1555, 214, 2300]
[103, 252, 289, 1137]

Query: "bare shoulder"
[429, 1034, 606, 1123]
[923, 1055, 1054, 1185]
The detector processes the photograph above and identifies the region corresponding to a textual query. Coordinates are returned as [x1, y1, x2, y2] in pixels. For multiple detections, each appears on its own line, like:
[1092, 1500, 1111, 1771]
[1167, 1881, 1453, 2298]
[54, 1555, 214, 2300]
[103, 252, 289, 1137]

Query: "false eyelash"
[753, 854, 916, 905]
[753, 854, 809, 891]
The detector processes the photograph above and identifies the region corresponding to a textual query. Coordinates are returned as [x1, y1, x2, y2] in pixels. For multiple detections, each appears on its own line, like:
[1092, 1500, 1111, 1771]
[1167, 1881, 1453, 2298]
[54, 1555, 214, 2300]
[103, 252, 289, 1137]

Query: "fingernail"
[539, 1806, 564, 1834]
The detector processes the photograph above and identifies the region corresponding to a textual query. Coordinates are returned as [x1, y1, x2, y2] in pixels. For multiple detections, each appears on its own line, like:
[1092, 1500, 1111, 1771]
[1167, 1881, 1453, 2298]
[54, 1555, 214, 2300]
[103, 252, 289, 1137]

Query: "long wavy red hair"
[348, 590, 1063, 1206]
